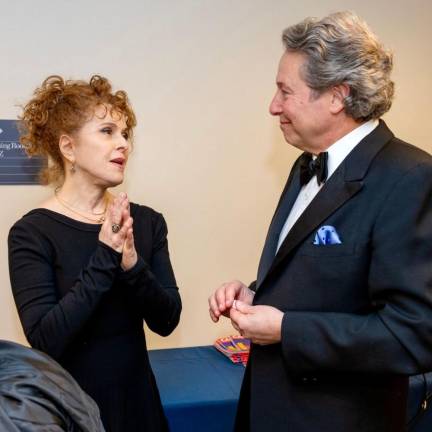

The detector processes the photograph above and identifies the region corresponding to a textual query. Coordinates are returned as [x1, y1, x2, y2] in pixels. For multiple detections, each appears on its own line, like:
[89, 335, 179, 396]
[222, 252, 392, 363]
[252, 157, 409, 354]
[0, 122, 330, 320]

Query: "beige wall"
[1, 0, 431, 349]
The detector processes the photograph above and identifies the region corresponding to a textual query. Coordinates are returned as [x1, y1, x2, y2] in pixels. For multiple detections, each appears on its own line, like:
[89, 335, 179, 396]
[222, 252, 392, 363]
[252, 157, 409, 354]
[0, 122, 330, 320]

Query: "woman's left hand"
[120, 196, 138, 271]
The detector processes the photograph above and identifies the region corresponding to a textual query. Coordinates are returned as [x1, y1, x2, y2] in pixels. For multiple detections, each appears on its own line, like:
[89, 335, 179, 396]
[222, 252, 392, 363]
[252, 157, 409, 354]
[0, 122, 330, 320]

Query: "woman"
[8, 75, 181, 431]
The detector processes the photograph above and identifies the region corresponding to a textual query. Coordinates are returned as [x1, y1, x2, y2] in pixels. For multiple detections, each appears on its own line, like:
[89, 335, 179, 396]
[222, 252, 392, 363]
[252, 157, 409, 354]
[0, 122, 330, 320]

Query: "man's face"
[269, 51, 333, 154]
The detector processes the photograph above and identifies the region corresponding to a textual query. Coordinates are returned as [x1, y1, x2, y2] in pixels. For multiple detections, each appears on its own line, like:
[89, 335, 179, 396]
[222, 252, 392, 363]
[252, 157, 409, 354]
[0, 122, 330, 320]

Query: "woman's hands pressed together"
[98, 192, 138, 271]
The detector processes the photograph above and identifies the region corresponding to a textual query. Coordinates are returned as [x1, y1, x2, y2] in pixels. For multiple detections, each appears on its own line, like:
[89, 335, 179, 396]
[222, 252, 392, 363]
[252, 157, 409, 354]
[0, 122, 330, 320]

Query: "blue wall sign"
[0, 119, 47, 185]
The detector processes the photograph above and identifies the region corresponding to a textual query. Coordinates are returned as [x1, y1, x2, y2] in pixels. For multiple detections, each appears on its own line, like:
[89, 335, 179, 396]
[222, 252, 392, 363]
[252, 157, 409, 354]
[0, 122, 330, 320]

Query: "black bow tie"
[299, 152, 328, 186]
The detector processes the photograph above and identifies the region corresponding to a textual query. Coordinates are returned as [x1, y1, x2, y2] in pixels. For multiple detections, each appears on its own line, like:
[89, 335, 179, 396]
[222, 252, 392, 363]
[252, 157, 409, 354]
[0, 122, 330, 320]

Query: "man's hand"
[208, 280, 255, 323]
[230, 301, 283, 345]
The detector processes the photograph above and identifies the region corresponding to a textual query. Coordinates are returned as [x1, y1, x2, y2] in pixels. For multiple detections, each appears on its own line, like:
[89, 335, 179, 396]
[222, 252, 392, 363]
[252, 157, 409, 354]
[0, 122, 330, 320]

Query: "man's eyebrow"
[277, 81, 292, 91]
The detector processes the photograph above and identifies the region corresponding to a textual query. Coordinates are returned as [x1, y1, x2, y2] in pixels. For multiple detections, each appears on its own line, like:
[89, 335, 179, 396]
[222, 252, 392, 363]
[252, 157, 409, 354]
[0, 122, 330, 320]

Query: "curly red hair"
[20, 75, 137, 184]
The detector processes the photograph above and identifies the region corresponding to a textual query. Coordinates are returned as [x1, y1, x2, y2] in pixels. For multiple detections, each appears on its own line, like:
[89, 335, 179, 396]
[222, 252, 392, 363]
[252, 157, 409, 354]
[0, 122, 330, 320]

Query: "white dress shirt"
[276, 120, 379, 252]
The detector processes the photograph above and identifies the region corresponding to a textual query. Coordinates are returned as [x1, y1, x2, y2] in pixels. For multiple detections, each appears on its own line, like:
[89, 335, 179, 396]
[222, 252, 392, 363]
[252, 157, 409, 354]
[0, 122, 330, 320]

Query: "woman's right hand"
[99, 192, 133, 253]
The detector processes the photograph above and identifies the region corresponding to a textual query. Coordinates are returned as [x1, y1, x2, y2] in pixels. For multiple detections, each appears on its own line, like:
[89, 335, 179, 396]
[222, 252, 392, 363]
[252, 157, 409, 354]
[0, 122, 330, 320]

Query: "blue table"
[149, 346, 432, 432]
[149, 346, 245, 432]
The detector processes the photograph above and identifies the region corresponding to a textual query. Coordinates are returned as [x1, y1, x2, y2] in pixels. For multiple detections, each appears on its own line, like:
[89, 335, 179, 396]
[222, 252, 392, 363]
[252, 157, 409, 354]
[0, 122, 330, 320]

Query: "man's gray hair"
[282, 11, 394, 121]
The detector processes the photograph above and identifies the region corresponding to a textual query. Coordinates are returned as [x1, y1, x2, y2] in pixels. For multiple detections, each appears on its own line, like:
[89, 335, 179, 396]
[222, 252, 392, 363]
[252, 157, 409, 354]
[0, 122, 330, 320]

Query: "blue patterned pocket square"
[313, 225, 342, 245]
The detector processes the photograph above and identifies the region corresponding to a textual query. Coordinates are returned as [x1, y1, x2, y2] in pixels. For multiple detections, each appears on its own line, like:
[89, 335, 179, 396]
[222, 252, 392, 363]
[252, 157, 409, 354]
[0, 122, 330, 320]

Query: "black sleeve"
[281, 162, 432, 375]
[118, 213, 181, 336]
[249, 281, 257, 292]
[8, 222, 121, 360]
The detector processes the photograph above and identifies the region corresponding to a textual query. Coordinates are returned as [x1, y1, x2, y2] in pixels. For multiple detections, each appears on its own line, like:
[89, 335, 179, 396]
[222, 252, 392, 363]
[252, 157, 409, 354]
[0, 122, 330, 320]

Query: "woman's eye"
[101, 127, 112, 134]
[122, 131, 129, 140]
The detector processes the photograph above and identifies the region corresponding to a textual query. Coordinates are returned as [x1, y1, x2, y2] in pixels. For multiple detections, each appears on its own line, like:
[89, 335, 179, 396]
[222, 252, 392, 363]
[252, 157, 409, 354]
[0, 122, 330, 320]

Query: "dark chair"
[0, 340, 104, 431]
[407, 373, 432, 432]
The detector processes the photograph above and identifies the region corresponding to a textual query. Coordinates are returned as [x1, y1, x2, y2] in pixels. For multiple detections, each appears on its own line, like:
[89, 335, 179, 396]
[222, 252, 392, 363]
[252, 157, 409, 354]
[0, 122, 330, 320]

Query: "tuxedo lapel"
[256, 161, 302, 286]
[256, 120, 394, 290]
[271, 167, 362, 272]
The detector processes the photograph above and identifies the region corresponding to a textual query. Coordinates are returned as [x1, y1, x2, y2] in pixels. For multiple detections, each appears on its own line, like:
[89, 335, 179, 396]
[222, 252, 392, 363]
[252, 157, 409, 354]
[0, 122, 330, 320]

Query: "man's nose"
[269, 92, 282, 116]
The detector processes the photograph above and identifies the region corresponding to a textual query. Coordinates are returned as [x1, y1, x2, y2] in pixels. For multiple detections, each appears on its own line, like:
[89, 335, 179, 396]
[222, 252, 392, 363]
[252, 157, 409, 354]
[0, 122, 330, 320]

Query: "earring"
[70, 163, 76, 174]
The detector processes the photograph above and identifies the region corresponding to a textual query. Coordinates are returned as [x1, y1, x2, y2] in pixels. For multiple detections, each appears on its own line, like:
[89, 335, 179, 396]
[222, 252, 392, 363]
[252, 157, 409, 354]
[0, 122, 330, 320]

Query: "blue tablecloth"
[149, 346, 245, 432]
[149, 346, 432, 432]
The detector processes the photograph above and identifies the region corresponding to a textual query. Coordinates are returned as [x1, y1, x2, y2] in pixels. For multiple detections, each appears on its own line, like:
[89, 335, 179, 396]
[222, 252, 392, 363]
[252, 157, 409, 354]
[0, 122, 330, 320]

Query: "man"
[209, 11, 432, 432]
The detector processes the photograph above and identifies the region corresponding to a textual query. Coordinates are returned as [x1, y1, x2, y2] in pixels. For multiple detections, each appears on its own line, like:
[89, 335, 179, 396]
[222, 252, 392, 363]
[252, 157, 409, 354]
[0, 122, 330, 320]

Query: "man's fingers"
[215, 284, 228, 312]
[209, 308, 219, 323]
[231, 320, 241, 333]
[230, 308, 247, 335]
[208, 295, 221, 320]
[225, 283, 241, 308]
[233, 300, 254, 314]
[210, 280, 248, 325]
[219, 280, 243, 308]
[229, 306, 242, 325]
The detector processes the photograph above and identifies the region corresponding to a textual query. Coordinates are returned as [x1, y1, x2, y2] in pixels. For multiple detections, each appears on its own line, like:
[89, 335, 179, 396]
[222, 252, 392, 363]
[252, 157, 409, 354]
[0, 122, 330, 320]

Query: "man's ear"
[58, 134, 75, 165]
[329, 83, 350, 114]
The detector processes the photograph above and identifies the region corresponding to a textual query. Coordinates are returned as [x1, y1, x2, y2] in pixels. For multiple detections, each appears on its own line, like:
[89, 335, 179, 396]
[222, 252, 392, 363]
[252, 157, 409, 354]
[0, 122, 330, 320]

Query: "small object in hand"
[111, 223, 121, 233]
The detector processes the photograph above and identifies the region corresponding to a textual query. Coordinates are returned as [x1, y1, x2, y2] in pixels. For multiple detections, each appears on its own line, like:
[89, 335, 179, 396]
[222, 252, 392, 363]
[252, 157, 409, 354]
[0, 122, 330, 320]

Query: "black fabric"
[236, 121, 432, 432]
[0, 339, 104, 431]
[256, 161, 302, 287]
[8, 203, 182, 432]
[407, 373, 432, 431]
[299, 152, 328, 186]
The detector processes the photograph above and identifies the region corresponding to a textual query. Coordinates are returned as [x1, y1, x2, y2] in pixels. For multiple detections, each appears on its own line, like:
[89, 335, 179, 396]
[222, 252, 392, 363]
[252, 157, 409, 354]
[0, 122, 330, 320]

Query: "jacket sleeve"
[281, 162, 432, 375]
[118, 213, 181, 336]
[8, 222, 121, 360]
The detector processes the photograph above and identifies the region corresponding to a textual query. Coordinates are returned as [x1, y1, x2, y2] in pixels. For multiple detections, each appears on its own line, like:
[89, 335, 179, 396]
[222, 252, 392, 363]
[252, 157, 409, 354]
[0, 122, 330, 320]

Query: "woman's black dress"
[8, 203, 182, 431]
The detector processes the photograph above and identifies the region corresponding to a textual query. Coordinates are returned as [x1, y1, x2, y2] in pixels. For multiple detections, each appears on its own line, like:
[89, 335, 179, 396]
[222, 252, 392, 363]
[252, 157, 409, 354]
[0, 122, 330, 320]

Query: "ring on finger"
[111, 223, 121, 233]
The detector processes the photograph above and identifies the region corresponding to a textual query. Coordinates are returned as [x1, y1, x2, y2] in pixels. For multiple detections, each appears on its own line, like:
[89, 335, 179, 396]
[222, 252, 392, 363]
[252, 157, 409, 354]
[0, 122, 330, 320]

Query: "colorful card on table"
[214, 335, 250, 366]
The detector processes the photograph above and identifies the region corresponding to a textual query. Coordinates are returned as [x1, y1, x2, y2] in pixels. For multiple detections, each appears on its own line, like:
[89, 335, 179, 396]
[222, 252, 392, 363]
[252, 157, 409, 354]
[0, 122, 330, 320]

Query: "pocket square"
[313, 225, 342, 245]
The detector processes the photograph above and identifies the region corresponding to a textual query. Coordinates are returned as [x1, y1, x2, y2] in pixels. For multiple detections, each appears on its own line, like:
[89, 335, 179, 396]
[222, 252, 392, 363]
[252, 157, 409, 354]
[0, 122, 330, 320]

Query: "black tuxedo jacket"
[235, 121, 432, 432]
